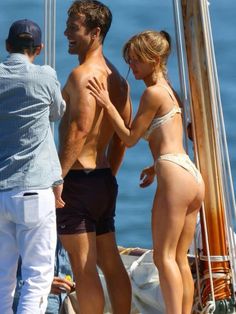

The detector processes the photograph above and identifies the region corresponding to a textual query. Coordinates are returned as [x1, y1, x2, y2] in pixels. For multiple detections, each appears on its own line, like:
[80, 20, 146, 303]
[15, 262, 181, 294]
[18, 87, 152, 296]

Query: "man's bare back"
[59, 57, 131, 174]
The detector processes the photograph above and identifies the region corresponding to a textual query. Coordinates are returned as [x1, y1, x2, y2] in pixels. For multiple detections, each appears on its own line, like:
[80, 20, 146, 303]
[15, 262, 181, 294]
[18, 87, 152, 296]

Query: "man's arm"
[107, 82, 132, 175]
[59, 70, 96, 178]
[50, 276, 75, 295]
[47, 67, 66, 121]
[107, 133, 126, 176]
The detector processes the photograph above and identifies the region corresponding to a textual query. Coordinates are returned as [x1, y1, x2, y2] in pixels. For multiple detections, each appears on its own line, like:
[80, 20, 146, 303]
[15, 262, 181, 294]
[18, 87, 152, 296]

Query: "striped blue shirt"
[0, 53, 65, 190]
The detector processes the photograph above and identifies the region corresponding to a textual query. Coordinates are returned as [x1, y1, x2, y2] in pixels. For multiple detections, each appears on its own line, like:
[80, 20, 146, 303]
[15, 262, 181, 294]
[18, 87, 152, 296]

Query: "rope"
[200, 0, 236, 304]
[192, 299, 216, 314]
[173, 0, 216, 309]
[172, 0, 232, 311]
[200, 255, 230, 262]
[172, 0, 190, 153]
[197, 205, 216, 312]
[174, 0, 236, 310]
[118, 246, 150, 256]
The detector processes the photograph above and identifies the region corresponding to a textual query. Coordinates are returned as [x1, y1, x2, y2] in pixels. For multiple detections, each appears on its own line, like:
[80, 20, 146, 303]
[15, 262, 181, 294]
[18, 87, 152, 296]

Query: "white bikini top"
[143, 84, 182, 141]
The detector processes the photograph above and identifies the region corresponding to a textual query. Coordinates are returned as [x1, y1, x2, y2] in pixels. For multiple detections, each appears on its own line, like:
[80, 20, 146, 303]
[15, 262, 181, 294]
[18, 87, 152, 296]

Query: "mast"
[173, 0, 236, 312]
[44, 0, 56, 68]
[44, 0, 56, 133]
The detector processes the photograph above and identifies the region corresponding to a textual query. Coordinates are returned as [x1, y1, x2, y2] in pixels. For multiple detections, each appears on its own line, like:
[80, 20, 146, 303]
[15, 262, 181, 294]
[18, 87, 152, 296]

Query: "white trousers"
[0, 188, 57, 314]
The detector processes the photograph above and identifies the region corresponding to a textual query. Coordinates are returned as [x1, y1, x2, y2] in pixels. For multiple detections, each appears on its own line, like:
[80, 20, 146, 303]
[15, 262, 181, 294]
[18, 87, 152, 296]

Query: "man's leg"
[45, 239, 72, 314]
[97, 232, 132, 314]
[15, 188, 57, 314]
[0, 205, 18, 314]
[59, 232, 105, 314]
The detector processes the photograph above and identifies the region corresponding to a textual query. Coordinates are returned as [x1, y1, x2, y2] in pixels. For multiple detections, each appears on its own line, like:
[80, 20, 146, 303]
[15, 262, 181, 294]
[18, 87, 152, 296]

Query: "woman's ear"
[155, 56, 160, 65]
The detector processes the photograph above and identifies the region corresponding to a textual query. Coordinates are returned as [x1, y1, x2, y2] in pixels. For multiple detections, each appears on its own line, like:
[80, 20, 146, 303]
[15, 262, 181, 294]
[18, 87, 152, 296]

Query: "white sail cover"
[60, 251, 165, 314]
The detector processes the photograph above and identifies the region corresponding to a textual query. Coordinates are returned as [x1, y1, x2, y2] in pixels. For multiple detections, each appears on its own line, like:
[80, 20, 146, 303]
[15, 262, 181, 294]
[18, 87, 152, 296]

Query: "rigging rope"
[172, 1, 216, 310]
[172, 0, 236, 311]
[172, 0, 190, 153]
[200, 0, 236, 304]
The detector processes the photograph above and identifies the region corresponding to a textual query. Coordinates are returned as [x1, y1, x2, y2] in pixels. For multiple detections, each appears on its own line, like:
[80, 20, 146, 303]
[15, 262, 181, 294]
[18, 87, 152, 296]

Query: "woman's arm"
[140, 165, 155, 188]
[87, 77, 158, 147]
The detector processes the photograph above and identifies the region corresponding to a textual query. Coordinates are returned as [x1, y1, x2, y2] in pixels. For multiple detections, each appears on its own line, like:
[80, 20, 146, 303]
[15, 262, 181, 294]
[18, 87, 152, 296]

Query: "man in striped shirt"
[0, 19, 65, 313]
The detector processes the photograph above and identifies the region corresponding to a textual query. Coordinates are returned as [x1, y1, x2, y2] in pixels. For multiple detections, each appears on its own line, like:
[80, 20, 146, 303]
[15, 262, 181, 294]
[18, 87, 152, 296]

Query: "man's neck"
[78, 43, 103, 64]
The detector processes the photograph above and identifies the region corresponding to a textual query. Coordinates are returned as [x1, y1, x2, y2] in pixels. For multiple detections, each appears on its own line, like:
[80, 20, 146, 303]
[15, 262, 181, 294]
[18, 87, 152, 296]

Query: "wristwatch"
[52, 179, 64, 187]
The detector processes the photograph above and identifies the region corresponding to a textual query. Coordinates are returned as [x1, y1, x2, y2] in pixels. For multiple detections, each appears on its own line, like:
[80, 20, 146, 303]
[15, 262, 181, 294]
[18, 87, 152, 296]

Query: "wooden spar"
[180, 0, 232, 306]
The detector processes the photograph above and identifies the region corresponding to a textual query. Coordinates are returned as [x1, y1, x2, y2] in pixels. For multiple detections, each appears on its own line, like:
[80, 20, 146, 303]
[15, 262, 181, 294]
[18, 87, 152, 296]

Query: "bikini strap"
[157, 84, 175, 101]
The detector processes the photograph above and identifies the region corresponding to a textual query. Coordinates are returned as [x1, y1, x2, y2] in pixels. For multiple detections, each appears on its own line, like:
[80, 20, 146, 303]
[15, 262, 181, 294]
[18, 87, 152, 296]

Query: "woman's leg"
[176, 183, 204, 314]
[152, 188, 187, 314]
[175, 206, 199, 314]
[152, 160, 204, 314]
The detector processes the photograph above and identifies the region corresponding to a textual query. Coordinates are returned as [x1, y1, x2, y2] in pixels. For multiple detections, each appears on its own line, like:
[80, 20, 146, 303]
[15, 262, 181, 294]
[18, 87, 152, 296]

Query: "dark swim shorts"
[56, 168, 118, 236]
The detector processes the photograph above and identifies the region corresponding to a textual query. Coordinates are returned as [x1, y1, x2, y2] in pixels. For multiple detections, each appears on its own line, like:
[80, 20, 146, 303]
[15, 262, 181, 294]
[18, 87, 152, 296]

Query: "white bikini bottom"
[155, 153, 202, 183]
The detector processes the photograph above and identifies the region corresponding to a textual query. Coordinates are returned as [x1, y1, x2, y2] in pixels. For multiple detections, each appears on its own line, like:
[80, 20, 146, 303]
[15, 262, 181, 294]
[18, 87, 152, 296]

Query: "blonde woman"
[87, 30, 205, 314]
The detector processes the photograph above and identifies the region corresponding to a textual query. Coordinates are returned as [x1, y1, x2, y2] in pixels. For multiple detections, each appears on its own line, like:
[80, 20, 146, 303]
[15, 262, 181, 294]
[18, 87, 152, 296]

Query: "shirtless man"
[56, 1, 132, 313]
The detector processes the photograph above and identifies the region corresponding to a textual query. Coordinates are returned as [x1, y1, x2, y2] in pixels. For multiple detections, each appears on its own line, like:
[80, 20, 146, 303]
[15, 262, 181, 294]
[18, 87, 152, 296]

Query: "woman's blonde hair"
[123, 30, 171, 79]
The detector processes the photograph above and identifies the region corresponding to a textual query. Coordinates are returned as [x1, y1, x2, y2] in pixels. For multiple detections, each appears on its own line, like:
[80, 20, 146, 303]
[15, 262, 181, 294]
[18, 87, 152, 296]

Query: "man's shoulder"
[27, 63, 57, 81]
[69, 64, 88, 80]
[36, 64, 57, 78]
[68, 63, 102, 87]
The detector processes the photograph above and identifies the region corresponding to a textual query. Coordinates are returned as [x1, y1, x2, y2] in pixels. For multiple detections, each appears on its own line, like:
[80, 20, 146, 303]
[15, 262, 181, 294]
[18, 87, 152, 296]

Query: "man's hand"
[53, 184, 65, 208]
[50, 276, 75, 295]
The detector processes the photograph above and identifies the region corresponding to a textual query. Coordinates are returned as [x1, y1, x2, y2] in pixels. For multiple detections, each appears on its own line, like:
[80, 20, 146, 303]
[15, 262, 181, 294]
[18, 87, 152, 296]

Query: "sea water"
[0, 0, 235, 248]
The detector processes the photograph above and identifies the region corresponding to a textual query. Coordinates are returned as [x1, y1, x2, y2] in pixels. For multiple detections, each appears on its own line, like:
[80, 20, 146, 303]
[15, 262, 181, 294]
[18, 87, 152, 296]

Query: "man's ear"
[91, 27, 101, 39]
[35, 43, 44, 56]
[5, 40, 11, 53]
